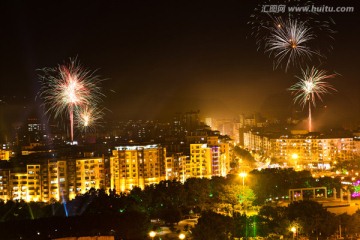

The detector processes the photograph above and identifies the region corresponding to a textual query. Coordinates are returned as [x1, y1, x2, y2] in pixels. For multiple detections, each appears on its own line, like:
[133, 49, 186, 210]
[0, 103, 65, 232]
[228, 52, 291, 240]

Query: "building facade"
[0, 169, 10, 201]
[110, 144, 166, 192]
[0, 141, 231, 202]
[244, 130, 356, 167]
[0, 156, 106, 202]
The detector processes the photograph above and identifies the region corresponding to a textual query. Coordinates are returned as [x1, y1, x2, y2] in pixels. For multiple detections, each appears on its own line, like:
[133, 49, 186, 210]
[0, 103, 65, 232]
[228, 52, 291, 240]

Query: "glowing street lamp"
[292, 153, 299, 167]
[179, 233, 186, 239]
[149, 231, 156, 240]
[291, 226, 297, 240]
[239, 172, 247, 187]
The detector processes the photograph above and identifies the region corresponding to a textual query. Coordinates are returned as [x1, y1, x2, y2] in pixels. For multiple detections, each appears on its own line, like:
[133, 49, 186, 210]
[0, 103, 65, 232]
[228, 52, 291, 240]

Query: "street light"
[179, 233, 186, 239]
[291, 226, 296, 240]
[149, 231, 156, 240]
[291, 153, 298, 168]
[239, 172, 247, 187]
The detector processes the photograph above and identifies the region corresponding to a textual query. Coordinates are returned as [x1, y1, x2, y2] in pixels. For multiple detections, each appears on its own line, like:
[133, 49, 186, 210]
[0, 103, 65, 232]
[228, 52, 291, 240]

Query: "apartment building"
[26, 164, 41, 202]
[75, 158, 106, 195]
[0, 156, 105, 202]
[244, 130, 356, 167]
[110, 144, 166, 192]
[0, 140, 231, 202]
[189, 144, 212, 178]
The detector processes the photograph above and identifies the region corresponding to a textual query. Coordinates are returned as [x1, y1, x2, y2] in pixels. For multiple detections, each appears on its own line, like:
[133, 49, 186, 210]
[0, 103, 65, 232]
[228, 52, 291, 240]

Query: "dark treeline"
[194, 201, 360, 240]
[0, 168, 352, 240]
[0, 212, 149, 240]
[248, 168, 342, 203]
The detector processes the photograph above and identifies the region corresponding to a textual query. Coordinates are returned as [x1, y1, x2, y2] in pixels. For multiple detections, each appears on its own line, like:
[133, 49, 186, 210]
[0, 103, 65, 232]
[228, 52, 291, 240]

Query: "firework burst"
[38, 59, 104, 141]
[266, 19, 321, 71]
[75, 105, 103, 133]
[248, 0, 336, 71]
[288, 66, 337, 131]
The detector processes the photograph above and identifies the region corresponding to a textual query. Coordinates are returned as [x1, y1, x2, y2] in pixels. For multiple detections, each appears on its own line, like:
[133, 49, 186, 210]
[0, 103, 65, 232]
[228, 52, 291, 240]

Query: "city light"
[239, 172, 247, 187]
[149, 231, 156, 239]
[291, 226, 297, 240]
[291, 153, 299, 160]
[179, 233, 186, 239]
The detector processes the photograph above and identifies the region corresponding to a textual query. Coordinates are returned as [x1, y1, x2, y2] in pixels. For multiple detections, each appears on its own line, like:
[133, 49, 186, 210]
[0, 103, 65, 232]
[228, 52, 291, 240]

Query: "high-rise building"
[26, 164, 42, 202]
[188, 139, 230, 179]
[110, 144, 166, 192]
[41, 160, 68, 202]
[189, 144, 212, 178]
[164, 154, 187, 183]
[75, 158, 106, 195]
[10, 172, 28, 201]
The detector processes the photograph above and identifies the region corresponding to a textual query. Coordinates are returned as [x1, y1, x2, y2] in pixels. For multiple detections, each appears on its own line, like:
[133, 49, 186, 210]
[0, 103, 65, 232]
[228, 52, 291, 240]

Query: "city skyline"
[0, 1, 359, 128]
[1, 2, 360, 239]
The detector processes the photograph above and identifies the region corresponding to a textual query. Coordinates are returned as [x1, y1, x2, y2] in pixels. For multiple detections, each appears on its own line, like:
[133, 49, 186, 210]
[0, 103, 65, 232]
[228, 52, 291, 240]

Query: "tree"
[159, 207, 182, 225]
[316, 176, 342, 197]
[287, 200, 337, 239]
[249, 168, 312, 204]
[233, 146, 256, 168]
[192, 211, 234, 240]
[185, 178, 211, 211]
[218, 184, 255, 215]
[347, 210, 360, 235]
[233, 213, 247, 238]
[258, 205, 289, 235]
[117, 211, 150, 239]
[139, 180, 186, 219]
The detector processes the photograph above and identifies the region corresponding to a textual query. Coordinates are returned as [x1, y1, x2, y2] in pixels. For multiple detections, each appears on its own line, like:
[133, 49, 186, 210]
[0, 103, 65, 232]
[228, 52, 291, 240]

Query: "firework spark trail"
[38, 59, 104, 142]
[265, 18, 321, 71]
[288, 66, 337, 132]
[75, 105, 104, 133]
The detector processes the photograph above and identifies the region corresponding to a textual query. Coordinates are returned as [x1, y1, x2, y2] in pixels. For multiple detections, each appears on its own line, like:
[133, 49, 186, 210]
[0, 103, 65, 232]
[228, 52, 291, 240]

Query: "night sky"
[0, 0, 359, 128]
